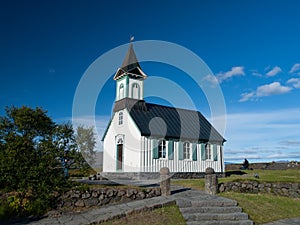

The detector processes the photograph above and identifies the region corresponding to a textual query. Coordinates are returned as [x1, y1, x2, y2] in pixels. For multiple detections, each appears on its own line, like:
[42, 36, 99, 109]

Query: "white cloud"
[239, 82, 292, 102]
[256, 82, 291, 96]
[266, 66, 282, 77]
[239, 92, 255, 102]
[217, 66, 245, 82]
[203, 74, 219, 86]
[223, 109, 300, 162]
[289, 63, 300, 74]
[287, 78, 300, 88]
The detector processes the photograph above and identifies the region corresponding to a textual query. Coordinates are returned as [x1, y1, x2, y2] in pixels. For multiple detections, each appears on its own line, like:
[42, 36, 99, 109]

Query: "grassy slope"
[99, 204, 186, 225]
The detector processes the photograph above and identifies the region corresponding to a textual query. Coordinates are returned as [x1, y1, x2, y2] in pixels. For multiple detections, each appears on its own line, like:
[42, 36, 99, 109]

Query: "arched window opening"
[132, 83, 140, 99]
[119, 83, 124, 99]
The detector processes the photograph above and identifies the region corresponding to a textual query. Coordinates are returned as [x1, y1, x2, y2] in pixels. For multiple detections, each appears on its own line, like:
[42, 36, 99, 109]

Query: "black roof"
[103, 98, 225, 143]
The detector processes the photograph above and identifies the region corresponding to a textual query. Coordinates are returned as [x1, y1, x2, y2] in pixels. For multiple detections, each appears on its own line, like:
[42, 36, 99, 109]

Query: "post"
[160, 167, 171, 196]
[205, 167, 218, 195]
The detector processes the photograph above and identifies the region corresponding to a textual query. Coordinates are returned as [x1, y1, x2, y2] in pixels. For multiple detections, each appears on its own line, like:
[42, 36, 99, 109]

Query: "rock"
[75, 199, 85, 207]
[82, 191, 91, 199]
[84, 198, 99, 207]
[136, 191, 146, 199]
[219, 183, 225, 192]
[126, 189, 135, 198]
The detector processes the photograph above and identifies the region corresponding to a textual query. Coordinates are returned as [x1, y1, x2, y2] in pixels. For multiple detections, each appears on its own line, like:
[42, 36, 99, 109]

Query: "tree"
[75, 125, 96, 168]
[0, 106, 77, 216]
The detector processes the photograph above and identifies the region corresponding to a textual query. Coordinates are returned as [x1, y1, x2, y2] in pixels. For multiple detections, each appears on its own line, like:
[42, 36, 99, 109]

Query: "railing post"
[160, 167, 171, 196]
[205, 167, 218, 195]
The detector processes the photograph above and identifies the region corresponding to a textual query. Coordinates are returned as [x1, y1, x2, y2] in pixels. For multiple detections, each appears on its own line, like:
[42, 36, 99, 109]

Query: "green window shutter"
[213, 144, 218, 161]
[201, 143, 206, 160]
[192, 143, 197, 161]
[178, 141, 184, 160]
[168, 140, 174, 160]
[152, 139, 159, 159]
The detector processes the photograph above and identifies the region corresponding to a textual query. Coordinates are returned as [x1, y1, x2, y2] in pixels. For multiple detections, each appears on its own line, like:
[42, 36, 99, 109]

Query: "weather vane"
[130, 35, 134, 43]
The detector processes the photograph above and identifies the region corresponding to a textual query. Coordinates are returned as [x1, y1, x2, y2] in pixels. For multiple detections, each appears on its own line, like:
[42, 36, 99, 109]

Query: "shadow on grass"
[225, 170, 247, 177]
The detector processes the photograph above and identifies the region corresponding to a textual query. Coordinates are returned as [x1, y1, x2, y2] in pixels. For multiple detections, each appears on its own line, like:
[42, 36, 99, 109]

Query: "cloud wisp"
[287, 78, 300, 89]
[239, 82, 292, 102]
[289, 63, 300, 74]
[217, 66, 245, 83]
[265, 66, 282, 77]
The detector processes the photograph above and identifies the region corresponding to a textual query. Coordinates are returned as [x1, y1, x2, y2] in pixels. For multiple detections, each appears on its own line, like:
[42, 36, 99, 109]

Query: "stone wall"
[219, 181, 300, 198]
[56, 187, 161, 210]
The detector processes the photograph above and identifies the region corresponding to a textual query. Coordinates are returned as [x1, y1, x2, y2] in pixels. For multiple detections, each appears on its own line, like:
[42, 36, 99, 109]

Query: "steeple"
[113, 43, 147, 102]
[113, 43, 147, 80]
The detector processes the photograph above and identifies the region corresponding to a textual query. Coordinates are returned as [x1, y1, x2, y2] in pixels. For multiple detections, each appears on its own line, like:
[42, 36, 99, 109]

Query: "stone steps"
[186, 220, 254, 225]
[177, 198, 253, 225]
[180, 206, 243, 214]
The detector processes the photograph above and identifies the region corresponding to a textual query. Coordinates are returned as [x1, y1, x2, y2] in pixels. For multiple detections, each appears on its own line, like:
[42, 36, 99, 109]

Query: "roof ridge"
[145, 102, 204, 115]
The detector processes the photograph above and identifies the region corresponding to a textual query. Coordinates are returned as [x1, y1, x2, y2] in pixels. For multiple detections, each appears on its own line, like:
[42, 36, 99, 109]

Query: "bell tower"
[113, 43, 147, 102]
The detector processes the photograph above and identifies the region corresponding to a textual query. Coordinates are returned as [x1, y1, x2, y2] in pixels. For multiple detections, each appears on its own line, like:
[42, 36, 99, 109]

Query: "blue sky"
[1, 0, 300, 163]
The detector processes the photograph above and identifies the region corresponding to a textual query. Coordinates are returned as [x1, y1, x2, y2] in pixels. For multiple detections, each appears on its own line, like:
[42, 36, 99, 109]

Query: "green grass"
[171, 170, 300, 190]
[221, 169, 300, 183]
[98, 204, 186, 225]
[172, 179, 205, 191]
[219, 192, 300, 224]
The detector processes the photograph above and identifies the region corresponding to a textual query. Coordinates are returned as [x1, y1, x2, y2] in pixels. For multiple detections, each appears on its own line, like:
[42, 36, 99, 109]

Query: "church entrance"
[117, 144, 123, 170]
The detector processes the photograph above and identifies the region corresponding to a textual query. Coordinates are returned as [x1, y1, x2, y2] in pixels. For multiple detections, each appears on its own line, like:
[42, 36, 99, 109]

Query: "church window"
[205, 143, 212, 160]
[118, 112, 123, 125]
[183, 142, 191, 159]
[132, 83, 140, 99]
[158, 140, 166, 158]
[119, 83, 124, 99]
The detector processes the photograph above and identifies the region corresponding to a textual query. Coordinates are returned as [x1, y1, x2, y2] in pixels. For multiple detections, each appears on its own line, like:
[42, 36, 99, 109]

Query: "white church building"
[102, 44, 226, 177]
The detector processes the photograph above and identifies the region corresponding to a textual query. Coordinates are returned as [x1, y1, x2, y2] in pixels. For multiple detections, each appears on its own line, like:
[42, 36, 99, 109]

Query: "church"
[102, 43, 226, 177]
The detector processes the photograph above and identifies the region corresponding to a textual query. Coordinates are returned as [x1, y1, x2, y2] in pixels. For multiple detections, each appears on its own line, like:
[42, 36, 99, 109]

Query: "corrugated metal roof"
[128, 101, 225, 143]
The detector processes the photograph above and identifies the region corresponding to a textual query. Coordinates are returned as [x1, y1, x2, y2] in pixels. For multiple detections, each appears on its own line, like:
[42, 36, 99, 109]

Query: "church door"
[117, 144, 123, 170]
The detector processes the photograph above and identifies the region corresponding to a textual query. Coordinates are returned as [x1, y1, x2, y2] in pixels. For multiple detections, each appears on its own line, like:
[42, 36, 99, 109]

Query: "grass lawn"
[98, 204, 186, 225]
[219, 192, 300, 224]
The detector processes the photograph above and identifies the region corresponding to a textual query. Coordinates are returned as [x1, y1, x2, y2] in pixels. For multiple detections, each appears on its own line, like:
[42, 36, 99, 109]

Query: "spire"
[120, 43, 140, 72]
[113, 43, 147, 80]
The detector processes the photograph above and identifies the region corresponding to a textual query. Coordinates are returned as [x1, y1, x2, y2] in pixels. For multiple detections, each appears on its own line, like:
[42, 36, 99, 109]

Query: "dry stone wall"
[219, 181, 300, 198]
[56, 187, 161, 210]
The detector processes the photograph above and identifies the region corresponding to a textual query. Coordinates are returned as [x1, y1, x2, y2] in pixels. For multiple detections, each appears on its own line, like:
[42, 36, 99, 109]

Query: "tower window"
[158, 140, 166, 158]
[118, 112, 123, 125]
[132, 83, 140, 99]
[119, 83, 124, 99]
[183, 142, 190, 159]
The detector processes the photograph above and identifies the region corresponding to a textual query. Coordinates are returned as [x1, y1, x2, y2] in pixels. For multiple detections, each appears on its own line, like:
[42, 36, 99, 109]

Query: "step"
[180, 206, 243, 214]
[186, 220, 254, 225]
[184, 212, 249, 221]
[190, 200, 238, 207]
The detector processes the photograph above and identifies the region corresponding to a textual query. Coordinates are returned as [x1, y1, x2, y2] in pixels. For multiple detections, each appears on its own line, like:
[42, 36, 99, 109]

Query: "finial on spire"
[130, 35, 134, 43]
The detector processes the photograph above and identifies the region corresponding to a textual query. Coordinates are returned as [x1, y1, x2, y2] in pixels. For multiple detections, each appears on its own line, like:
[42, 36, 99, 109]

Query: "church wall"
[103, 109, 142, 172]
[140, 137, 224, 173]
